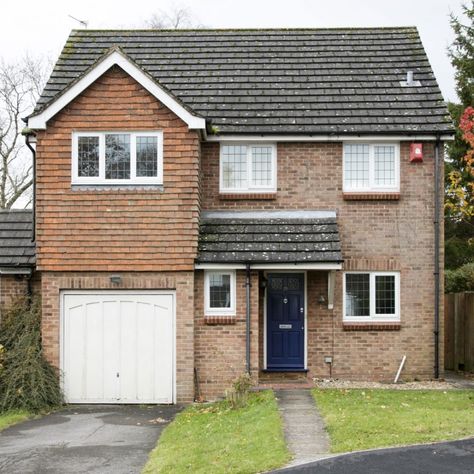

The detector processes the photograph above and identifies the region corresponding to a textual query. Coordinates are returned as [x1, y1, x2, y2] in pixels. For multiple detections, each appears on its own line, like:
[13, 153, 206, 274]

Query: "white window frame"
[343, 271, 400, 322]
[204, 270, 236, 316]
[219, 143, 277, 193]
[343, 142, 400, 192]
[72, 131, 164, 185]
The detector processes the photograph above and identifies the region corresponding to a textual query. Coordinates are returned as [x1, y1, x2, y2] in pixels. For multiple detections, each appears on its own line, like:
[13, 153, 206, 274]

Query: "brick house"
[14, 27, 454, 403]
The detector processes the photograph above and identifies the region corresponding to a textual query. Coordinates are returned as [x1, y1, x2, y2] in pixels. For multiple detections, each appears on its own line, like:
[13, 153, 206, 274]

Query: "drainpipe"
[434, 137, 441, 379]
[245, 263, 251, 375]
[24, 132, 36, 243]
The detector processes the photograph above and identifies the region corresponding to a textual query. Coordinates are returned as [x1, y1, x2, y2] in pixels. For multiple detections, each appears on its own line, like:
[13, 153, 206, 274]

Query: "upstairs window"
[72, 131, 163, 185]
[344, 272, 400, 322]
[220, 144, 277, 193]
[343, 143, 399, 192]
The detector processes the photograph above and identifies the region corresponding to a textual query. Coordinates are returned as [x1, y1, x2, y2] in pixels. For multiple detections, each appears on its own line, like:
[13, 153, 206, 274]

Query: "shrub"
[445, 262, 474, 293]
[0, 296, 63, 412]
[226, 373, 253, 409]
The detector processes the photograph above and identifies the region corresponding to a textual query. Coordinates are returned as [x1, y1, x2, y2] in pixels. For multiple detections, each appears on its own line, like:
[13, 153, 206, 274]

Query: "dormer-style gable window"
[72, 131, 163, 185]
[219, 144, 277, 193]
[343, 143, 400, 193]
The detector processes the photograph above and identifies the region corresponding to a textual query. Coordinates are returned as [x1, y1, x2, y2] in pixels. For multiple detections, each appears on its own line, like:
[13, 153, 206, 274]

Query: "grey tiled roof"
[0, 210, 35, 270]
[34, 28, 453, 135]
[197, 211, 342, 264]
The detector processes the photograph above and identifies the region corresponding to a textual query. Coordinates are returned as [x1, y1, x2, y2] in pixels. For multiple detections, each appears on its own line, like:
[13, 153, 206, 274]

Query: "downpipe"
[245, 263, 251, 375]
[434, 138, 441, 379]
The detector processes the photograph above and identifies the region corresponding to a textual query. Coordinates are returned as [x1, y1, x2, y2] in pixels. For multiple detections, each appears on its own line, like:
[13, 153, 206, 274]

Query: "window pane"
[105, 134, 130, 179]
[345, 274, 370, 317]
[376, 275, 396, 314]
[136, 136, 158, 177]
[78, 136, 99, 177]
[209, 274, 231, 308]
[374, 146, 395, 186]
[251, 146, 273, 186]
[344, 144, 369, 188]
[222, 145, 247, 189]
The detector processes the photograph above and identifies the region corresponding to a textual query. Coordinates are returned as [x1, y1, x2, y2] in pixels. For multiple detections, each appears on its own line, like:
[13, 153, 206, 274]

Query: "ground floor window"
[343, 272, 400, 322]
[204, 270, 236, 316]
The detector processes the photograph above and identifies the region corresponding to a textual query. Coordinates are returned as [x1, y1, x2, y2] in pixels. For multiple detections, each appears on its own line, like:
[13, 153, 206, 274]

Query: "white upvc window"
[72, 131, 163, 185]
[343, 272, 400, 322]
[204, 270, 236, 316]
[219, 144, 277, 193]
[343, 143, 400, 192]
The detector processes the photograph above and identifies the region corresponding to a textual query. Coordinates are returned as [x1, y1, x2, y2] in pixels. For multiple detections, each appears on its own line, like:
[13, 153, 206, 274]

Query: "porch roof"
[196, 210, 342, 265]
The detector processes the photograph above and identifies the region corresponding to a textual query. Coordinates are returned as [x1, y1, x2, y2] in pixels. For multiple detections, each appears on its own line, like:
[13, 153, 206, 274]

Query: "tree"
[445, 1, 474, 269]
[0, 56, 50, 209]
[145, 6, 204, 29]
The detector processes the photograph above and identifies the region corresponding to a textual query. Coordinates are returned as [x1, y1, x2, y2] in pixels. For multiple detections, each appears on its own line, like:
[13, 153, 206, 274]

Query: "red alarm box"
[410, 143, 423, 162]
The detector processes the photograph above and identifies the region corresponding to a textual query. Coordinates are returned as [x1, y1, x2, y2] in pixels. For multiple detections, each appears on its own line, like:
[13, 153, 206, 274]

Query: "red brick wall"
[194, 270, 259, 400]
[41, 271, 195, 403]
[0, 275, 29, 314]
[201, 141, 444, 382]
[35, 66, 200, 272]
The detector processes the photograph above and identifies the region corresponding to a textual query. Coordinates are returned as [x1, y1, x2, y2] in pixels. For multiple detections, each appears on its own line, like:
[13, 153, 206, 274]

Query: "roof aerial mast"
[68, 14, 88, 29]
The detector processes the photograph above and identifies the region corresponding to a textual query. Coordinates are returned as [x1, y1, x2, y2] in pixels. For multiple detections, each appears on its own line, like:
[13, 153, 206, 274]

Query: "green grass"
[143, 390, 291, 474]
[313, 389, 474, 453]
[0, 410, 31, 431]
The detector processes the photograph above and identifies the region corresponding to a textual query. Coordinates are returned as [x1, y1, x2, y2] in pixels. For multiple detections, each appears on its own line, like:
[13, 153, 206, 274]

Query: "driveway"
[273, 438, 474, 473]
[0, 404, 182, 474]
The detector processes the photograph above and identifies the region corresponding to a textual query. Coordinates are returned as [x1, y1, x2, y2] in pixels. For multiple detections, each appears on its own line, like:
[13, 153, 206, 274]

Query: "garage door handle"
[116, 372, 120, 378]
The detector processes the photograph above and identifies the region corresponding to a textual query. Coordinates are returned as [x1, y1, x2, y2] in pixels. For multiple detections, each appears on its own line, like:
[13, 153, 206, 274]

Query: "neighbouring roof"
[197, 211, 342, 264]
[34, 28, 453, 135]
[0, 210, 35, 272]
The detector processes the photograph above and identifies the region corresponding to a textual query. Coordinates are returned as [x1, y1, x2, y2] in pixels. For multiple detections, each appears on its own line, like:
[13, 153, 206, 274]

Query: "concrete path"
[272, 437, 474, 473]
[0, 404, 182, 474]
[275, 389, 330, 466]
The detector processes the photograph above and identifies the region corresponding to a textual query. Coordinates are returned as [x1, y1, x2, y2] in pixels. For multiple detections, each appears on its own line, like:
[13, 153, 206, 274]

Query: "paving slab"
[0, 404, 181, 474]
[275, 389, 331, 466]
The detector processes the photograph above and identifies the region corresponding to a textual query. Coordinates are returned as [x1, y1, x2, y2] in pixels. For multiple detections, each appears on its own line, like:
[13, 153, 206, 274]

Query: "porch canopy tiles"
[0, 210, 35, 274]
[196, 210, 342, 268]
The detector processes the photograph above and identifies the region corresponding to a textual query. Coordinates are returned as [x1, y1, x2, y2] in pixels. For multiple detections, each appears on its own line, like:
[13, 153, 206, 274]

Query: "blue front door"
[267, 273, 305, 370]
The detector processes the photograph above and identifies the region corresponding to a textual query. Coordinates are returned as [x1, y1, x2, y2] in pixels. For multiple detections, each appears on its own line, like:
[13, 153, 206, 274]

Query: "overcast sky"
[0, 0, 468, 102]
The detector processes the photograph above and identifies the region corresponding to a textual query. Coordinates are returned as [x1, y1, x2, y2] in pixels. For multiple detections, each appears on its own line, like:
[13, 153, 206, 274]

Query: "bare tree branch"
[145, 5, 205, 29]
[0, 55, 51, 209]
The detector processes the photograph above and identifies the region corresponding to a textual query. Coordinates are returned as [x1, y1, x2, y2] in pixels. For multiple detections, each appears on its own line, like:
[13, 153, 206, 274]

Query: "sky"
[0, 0, 468, 102]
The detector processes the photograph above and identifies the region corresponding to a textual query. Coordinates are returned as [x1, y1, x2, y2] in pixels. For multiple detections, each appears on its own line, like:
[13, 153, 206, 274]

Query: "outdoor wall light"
[110, 275, 122, 285]
[318, 295, 326, 304]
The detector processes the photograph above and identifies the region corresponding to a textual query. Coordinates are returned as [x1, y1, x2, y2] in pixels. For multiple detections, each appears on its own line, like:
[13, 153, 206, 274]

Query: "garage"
[61, 291, 175, 404]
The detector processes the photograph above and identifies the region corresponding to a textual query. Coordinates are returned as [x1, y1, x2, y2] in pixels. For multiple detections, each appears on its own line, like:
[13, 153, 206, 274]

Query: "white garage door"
[61, 291, 174, 404]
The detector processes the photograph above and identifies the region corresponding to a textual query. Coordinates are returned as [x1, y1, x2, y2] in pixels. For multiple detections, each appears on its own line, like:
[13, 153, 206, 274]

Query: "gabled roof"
[33, 27, 453, 136]
[29, 48, 206, 130]
[197, 210, 342, 264]
[0, 210, 35, 273]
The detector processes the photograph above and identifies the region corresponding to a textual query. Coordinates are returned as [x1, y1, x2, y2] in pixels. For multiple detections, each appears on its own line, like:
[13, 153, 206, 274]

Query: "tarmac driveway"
[273, 437, 474, 474]
[0, 404, 182, 474]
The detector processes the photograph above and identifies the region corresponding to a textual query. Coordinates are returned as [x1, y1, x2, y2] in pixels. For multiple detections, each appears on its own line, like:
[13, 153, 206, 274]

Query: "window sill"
[204, 316, 236, 325]
[343, 192, 400, 201]
[72, 184, 164, 192]
[219, 192, 277, 200]
[343, 322, 401, 331]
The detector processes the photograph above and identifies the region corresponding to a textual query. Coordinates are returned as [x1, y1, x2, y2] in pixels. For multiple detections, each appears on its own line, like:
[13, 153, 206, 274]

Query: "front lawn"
[313, 389, 474, 453]
[0, 410, 31, 431]
[143, 390, 290, 474]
